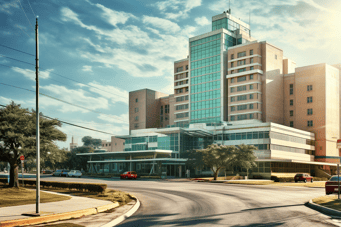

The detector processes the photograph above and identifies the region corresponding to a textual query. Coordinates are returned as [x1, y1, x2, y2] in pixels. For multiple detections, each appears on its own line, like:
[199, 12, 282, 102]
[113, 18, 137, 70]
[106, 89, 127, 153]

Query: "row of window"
[191, 98, 220, 111]
[289, 97, 313, 106]
[231, 103, 256, 111]
[190, 107, 221, 120]
[190, 47, 220, 61]
[231, 49, 253, 60]
[175, 72, 188, 80]
[231, 58, 254, 67]
[214, 131, 269, 141]
[190, 34, 221, 47]
[230, 74, 254, 83]
[191, 90, 221, 102]
[289, 109, 313, 116]
[191, 80, 220, 94]
[176, 112, 189, 119]
[230, 113, 255, 121]
[160, 105, 169, 115]
[230, 66, 254, 74]
[175, 80, 188, 86]
[176, 95, 189, 102]
[289, 84, 313, 95]
[289, 121, 314, 127]
[175, 87, 189, 94]
[176, 65, 188, 72]
[191, 72, 220, 85]
[176, 104, 189, 110]
[191, 63, 220, 77]
[230, 84, 257, 93]
[191, 55, 220, 70]
[230, 93, 257, 102]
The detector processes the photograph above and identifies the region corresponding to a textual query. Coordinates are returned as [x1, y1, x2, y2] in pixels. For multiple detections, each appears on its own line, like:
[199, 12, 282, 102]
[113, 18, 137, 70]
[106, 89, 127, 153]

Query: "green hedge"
[0, 179, 107, 193]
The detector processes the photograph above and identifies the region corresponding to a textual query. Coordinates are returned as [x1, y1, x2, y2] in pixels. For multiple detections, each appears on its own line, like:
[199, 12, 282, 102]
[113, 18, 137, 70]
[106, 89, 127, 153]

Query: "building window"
[238, 68, 246, 73]
[275, 54, 277, 59]
[250, 49, 253, 55]
[230, 87, 235, 93]
[231, 78, 235, 83]
[165, 116, 168, 121]
[249, 113, 254, 119]
[135, 116, 139, 121]
[250, 66, 254, 70]
[249, 104, 254, 109]
[176, 112, 189, 119]
[250, 58, 253, 63]
[307, 120, 313, 127]
[231, 97, 235, 102]
[237, 59, 246, 66]
[307, 109, 313, 115]
[289, 84, 293, 95]
[307, 97, 313, 103]
[249, 74, 253, 80]
[176, 95, 189, 102]
[231, 70, 234, 74]
[237, 76, 246, 82]
[165, 104, 169, 113]
[231, 54, 234, 59]
[237, 51, 246, 58]
[161, 116, 163, 122]
[237, 95, 247, 101]
[134, 123, 139, 129]
[186, 65, 188, 70]
[249, 94, 254, 99]
[231, 62, 234, 67]
[185, 87, 189, 92]
[176, 104, 189, 110]
[231, 116, 235, 121]
[135, 107, 139, 113]
[290, 121, 294, 127]
[307, 85, 313, 91]
[176, 66, 183, 72]
[237, 105, 247, 111]
[237, 85, 247, 91]
[250, 84, 253, 89]
[135, 98, 138, 103]
[231, 106, 235, 111]
[290, 100, 293, 106]
[290, 110, 293, 116]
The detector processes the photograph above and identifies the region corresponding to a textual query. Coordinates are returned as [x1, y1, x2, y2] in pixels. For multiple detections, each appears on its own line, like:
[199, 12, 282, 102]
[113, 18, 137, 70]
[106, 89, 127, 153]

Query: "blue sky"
[1, 0, 340, 149]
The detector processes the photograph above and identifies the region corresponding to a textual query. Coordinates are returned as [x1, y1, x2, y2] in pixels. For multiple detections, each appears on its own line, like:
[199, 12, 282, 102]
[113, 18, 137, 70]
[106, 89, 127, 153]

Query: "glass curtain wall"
[190, 34, 222, 123]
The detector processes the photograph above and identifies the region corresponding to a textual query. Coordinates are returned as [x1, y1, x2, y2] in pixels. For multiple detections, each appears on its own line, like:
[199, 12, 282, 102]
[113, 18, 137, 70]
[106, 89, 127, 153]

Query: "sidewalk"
[0, 191, 113, 222]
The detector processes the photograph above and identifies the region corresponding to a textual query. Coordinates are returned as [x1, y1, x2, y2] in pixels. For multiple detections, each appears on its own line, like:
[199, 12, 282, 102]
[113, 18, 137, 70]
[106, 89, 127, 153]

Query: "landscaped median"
[0, 179, 137, 227]
[308, 195, 341, 216]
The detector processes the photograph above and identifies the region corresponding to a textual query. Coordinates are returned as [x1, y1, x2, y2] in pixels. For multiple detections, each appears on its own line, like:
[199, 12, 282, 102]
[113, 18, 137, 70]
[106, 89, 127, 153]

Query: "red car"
[120, 171, 137, 179]
[326, 176, 341, 195]
[294, 173, 313, 183]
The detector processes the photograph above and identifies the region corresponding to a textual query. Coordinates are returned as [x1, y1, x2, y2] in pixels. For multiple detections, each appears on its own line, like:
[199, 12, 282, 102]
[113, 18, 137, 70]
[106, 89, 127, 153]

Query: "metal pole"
[337, 164, 340, 199]
[21, 161, 24, 187]
[35, 17, 40, 215]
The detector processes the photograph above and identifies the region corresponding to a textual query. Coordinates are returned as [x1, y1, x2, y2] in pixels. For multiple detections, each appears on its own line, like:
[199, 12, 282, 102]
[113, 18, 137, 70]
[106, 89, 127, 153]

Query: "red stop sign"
[20, 155, 25, 161]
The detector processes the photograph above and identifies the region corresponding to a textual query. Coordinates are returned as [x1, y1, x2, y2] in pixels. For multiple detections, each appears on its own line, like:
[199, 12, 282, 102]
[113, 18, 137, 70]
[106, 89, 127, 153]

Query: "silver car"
[67, 170, 82, 178]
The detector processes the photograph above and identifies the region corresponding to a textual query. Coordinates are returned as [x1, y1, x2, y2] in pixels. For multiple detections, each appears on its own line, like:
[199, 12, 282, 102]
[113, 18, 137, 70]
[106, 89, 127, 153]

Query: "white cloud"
[12, 67, 53, 81]
[0, 96, 25, 105]
[142, 16, 181, 33]
[154, 0, 202, 20]
[0, 0, 19, 14]
[82, 65, 93, 72]
[98, 113, 129, 125]
[195, 16, 210, 26]
[87, 82, 129, 104]
[39, 84, 109, 113]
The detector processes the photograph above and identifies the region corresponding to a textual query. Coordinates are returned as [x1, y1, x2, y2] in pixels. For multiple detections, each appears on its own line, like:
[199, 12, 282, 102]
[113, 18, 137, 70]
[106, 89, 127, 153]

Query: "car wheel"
[304, 179, 307, 183]
[295, 181, 297, 183]
[311, 179, 313, 183]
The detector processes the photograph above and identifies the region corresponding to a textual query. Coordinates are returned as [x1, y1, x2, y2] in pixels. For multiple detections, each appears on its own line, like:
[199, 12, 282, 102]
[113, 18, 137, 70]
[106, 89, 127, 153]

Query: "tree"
[67, 146, 94, 170]
[0, 102, 66, 187]
[82, 136, 102, 149]
[184, 149, 205, 175]
[230, 144, 257, 178]
[192, 144, 236, 180]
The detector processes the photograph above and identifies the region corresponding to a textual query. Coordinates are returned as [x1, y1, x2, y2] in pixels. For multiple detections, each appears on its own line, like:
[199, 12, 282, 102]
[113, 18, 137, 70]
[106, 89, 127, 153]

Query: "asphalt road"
[42, 177, 340, 226]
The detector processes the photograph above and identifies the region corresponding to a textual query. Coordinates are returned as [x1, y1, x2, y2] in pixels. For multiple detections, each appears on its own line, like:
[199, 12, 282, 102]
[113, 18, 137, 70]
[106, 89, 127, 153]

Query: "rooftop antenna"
[229, 0, 231, 14]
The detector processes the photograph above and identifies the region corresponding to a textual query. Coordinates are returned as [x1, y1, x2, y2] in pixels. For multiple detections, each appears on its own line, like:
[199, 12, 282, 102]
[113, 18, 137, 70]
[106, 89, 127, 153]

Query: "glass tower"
[189, 12, 251, 124]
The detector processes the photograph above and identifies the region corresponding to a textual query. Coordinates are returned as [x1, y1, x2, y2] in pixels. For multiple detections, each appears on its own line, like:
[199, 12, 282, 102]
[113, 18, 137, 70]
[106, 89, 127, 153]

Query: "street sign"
[20, 155, 25, 161]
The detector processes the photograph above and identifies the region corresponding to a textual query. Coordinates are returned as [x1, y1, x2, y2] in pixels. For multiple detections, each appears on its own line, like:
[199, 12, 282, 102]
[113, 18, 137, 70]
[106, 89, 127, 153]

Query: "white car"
[67, 170, 82, 178]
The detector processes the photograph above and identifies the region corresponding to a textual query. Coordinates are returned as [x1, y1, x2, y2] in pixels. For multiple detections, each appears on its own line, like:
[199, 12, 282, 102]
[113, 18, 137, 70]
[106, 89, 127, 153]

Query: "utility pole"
[35, 16, 40, 215]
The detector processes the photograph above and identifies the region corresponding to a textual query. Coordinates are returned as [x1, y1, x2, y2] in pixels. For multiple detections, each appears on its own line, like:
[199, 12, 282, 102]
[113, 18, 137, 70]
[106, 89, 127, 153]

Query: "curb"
[100, 194, 140, 227]
[0, 202, 119, 227]
[307, 199, 341, 216]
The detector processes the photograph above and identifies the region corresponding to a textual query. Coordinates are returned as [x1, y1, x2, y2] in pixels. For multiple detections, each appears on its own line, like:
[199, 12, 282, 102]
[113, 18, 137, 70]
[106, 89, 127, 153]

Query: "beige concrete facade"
[101, 136, 125, 152]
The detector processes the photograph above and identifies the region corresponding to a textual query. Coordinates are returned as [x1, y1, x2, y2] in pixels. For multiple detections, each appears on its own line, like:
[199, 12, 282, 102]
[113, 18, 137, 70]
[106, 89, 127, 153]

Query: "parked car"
[326, 175, 341, 195]
[120, 171, 137, 179]
[294, 173, 313, 183]
[52, 169, 69, 177]
[42, 170, 53, 174]
[67, 170, 82, 178]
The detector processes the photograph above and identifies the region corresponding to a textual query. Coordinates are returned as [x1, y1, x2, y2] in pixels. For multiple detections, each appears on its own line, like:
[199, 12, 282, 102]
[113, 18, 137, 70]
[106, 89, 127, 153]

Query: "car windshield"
[296, 174, 303, 176]
[329, 176, 341, 181]
[123, 172, 128, 174]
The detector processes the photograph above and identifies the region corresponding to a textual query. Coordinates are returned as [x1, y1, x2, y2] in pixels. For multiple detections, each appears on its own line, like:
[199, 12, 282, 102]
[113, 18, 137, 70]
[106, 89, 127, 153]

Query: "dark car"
[294, 173, 313, 183]
[52, 169, 69, 177]
[120, 171, 137, 179]
[42, 170, 53, 174]
[326, 176, 341, 195]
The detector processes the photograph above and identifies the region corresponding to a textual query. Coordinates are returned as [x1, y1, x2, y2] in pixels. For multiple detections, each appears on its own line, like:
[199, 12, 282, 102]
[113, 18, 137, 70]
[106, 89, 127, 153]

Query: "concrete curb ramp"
[0, 202, 119, 227]
[307, 199, 341, 216]
[100, 194, 140, 227]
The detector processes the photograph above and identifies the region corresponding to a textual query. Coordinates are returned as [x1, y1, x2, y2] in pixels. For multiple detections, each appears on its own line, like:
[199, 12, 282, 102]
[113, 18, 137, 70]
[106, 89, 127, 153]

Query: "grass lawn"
[0, 185, 71, 208]
[224, 181, 325, 187]
[25, 186, 134, 207]
[313, 195, 341, 211]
